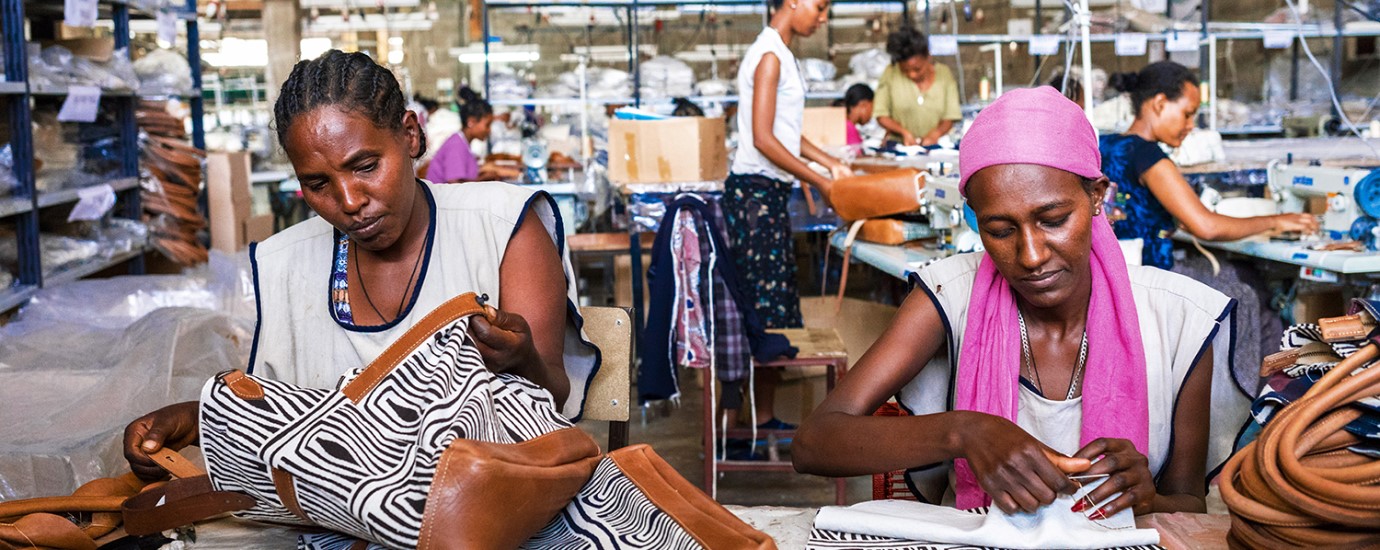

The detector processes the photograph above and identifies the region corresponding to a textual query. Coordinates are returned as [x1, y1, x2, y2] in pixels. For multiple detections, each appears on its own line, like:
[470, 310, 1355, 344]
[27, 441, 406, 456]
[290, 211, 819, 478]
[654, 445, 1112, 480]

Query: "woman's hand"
[962, 413, 1091, 514]
[468, 307, 544, 379]
[123, 401, 200, 481]
[829, 162, 854, 181]
[1270, 213, 1319, 236]
[1072, 438, 1156, 518]
[900, 130, 919, 147]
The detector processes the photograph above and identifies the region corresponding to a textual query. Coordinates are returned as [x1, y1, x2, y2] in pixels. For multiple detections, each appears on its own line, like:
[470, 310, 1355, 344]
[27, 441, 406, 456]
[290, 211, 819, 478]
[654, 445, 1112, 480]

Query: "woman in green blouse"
[874, 27, 962, 147]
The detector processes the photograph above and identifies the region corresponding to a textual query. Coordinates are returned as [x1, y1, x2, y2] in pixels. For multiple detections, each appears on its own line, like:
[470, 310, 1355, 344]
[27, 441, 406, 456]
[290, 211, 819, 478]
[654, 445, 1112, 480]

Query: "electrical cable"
[946, 1, 965, 105]
[1282, 0, 1380, 158]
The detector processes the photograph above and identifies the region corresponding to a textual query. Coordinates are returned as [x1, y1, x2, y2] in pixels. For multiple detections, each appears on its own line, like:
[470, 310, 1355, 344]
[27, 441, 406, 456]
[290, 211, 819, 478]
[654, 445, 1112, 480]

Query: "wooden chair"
[578, 306, 633, 450]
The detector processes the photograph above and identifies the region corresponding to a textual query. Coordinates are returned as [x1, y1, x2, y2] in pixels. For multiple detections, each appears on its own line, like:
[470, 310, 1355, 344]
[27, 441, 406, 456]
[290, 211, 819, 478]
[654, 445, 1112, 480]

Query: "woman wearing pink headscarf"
[794, 87, 1251, 519]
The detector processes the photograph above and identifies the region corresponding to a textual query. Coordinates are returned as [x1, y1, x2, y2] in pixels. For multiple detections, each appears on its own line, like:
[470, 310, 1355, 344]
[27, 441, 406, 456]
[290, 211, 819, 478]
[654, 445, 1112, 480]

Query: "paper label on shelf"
[1135, 0, 1168, 11]
[157, 11, 178, 46]
[1165, 32, 1200, 52]
[68, 184, 116, 222]
[57, 86, 102, 123]
[64, 0, 98, 28]
[1029, 35, 1061, 56]
[1264, 30, 1294, 49]
[1116, 33, 1148, 56]
[929, 35, 959, 57]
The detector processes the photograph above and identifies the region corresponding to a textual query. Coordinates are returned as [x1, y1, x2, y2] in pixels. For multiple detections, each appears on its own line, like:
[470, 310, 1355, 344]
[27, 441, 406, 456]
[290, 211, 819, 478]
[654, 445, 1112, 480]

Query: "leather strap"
[121, 476, 255, 536]
[272, 468, 310, 523]
[342, 292, 489, 403]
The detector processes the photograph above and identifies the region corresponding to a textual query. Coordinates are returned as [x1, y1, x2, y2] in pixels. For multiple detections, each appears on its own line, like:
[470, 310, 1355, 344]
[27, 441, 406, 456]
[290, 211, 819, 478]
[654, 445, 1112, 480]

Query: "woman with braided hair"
[120, 50, 599, 480]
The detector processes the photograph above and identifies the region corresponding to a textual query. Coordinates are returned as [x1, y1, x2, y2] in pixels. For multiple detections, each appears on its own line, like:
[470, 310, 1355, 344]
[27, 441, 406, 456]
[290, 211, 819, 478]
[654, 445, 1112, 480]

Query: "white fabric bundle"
[814, 481, 1159, 550]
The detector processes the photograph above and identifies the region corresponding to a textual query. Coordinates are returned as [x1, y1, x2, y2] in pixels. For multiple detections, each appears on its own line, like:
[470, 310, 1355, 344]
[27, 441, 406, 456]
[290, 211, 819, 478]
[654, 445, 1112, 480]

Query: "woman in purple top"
[425, 87, 520, 183]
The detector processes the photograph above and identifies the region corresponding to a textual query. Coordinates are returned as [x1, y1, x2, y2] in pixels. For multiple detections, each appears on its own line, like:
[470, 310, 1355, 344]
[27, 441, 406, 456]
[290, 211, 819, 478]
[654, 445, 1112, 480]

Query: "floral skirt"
[723, 173, 802, 329]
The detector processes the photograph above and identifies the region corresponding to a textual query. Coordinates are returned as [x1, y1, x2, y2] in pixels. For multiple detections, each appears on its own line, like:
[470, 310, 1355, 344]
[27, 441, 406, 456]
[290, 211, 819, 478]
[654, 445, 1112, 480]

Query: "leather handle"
[122, 476, 255, 536]
[341, 292, 490, 403]
[147, 448, 206, 480]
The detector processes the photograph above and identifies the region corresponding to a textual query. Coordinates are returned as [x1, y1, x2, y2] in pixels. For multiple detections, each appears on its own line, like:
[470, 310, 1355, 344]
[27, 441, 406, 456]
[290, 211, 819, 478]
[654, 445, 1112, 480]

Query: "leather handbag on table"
[115, 291, 772, 550]
[1219, 310, 1380, 549]
[829, 168, 925, 222]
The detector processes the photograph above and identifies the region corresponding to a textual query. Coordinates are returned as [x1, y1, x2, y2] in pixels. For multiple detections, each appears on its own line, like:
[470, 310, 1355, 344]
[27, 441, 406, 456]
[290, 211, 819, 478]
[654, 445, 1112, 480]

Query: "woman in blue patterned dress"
[1100, 61, 1316, 270]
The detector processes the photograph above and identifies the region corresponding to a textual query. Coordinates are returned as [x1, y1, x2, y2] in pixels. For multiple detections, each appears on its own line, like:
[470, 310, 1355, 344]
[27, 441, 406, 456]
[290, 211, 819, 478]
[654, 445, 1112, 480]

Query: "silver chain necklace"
[1018, 311, 1089, 401]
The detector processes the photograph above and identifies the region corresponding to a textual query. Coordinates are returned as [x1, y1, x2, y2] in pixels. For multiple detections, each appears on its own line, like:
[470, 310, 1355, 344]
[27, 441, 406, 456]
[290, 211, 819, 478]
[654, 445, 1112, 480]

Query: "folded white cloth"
[814, 483, 1159, 550]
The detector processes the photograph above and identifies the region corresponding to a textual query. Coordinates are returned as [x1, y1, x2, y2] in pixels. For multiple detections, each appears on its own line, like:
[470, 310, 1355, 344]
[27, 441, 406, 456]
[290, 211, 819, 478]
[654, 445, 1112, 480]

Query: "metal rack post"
[188, 0, 206, 151]
[2, 0, 40, 288]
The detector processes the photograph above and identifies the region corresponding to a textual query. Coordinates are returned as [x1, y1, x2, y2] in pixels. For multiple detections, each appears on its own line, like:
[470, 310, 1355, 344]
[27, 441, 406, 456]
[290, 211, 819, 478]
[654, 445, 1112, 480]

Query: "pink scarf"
[952, 87, 1149, 510]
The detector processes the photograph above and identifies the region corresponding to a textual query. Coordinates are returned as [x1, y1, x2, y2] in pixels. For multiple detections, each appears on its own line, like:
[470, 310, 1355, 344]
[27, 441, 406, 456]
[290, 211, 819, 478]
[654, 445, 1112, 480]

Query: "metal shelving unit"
[480, 0, 905, 108]
[0, 0, 204, 314]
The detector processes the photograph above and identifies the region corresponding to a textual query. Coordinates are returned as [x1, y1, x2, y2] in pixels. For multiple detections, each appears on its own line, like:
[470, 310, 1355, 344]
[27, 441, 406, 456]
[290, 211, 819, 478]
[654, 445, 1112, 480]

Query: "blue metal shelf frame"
[0, 0, 203, 312]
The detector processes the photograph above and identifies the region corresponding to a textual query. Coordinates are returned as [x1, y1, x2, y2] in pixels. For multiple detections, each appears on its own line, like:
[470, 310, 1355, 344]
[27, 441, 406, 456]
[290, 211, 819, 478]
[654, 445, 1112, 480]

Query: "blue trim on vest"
[246, 241, 263, 375]
[329, 180, 438, 333]
[901, 270, 960, 502]
[511, 190, 604, 422]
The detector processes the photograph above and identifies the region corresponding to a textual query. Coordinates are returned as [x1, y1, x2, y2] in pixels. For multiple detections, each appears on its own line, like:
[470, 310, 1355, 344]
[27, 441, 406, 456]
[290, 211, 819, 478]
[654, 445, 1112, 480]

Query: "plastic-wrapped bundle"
[640, 56, 694, 99]
[29, 45, 140, 91]
[800, 58, 837, 83]
[133, 49, 194, 95]
[849, 48, 890, 81]
[694, 78, 732, 97]
[488, 71, 534, 101]
[138, 100, 208, 266]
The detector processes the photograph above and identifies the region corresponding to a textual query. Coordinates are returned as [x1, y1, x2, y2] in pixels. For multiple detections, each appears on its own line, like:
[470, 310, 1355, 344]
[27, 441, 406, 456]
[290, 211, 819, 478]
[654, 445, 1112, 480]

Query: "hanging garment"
[124, 292, 775, 549]
[671, 210, 711, 369]
[639, 194, 796, 404]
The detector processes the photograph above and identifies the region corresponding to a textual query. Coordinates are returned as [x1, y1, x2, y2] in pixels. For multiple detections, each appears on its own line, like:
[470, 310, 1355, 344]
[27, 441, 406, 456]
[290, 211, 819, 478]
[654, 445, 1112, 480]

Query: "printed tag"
[1165, 32, 1200, 52]
[65, 0, 98, 28]
[1029, 35, 1061, 56]
[1264, 30, 1294, 49]
[929, 35, 958, 57]
[1116, 33, 1148, 56]
[158, 11, 179, 46]
[68, 184, 116, 222]
[57, 86, 102, 122]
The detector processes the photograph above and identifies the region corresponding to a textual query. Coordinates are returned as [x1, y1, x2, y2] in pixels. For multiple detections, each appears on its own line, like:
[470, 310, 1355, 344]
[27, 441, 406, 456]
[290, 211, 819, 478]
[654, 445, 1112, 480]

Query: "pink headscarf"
[952, 87, 1148, 510]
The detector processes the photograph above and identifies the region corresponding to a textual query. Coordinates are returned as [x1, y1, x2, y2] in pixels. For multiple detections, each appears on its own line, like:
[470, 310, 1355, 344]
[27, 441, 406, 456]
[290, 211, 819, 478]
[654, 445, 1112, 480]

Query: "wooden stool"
[702, 328, 850, 505]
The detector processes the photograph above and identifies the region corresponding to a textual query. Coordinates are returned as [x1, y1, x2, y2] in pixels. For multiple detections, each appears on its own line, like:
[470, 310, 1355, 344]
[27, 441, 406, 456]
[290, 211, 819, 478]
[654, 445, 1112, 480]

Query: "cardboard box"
[206, 151, 256, 252]
[802, 107, 848, 147]
[608, 117, 727, 184]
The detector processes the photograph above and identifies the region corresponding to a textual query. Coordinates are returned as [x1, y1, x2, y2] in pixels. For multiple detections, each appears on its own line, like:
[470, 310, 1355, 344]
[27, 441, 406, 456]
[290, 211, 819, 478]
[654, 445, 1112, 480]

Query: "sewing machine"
[924, 175, 982, 251]
[1268, 160, 1380, 241]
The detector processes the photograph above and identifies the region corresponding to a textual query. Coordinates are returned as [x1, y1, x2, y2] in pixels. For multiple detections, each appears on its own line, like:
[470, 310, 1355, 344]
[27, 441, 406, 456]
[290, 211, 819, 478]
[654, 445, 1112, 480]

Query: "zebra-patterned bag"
[128, 292, 775, 549]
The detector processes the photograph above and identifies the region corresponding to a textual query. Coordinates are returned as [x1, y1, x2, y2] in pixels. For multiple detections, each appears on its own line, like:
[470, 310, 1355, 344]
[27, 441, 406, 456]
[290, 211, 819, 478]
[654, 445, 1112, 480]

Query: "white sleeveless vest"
[899, 252, 1249, 503]
[246, 180, 599, 420]
[731, 27, 806, 181]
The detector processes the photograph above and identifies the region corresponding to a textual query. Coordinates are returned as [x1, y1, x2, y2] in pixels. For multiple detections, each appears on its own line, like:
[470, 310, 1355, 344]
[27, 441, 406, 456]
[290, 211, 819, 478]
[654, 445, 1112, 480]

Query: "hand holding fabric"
[468, 306, 545, 381]
[123, 401, 200, 481]
[962, 413, 1091, 514]
[1072, 438, 1156, 518]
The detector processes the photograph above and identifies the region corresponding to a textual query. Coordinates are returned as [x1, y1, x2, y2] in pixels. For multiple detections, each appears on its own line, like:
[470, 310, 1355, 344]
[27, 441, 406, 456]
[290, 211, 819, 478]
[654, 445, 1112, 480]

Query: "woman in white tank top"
[120, 50, 597, 480]
[718, 0, 855, 438]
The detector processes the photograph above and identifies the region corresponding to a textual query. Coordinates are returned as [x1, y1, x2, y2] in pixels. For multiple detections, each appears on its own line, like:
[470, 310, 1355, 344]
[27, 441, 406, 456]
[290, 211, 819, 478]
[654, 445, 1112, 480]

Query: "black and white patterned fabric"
[1277, 323, 1365, 377]
[201, 312, 707, 550]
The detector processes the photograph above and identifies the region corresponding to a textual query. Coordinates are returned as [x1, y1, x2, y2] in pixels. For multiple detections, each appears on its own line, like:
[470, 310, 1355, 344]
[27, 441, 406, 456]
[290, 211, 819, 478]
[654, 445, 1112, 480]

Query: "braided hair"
[456, 86, 493, 128]
[274, 50, 426, 158]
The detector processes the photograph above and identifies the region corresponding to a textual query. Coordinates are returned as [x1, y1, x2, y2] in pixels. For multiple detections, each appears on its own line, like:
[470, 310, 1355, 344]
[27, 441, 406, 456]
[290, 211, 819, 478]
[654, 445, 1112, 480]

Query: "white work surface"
[1172, 234, 1380, 274]
[829, 231, 952, 281]
[169, 506, 1228, 549]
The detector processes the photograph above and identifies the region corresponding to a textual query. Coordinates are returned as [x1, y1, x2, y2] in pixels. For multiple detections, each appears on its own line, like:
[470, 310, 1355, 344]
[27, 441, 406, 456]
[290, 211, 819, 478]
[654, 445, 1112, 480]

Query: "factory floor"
[577, 375, 873, 508]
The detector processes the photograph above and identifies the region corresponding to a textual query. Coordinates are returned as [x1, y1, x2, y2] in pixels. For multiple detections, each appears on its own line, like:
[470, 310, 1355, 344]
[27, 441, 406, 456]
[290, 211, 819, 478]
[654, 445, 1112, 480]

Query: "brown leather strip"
[1260, 348, 1301, 377]
[221, 370, 265, 400]
[147, 448, 206, 479]
[342, 292, 487, 403]
[1318, 314, 1373, 342]
[272, 468, 310, 523]
[121, 476, 255, 536]
[0, 496, 130, 520]
[608, 444, 776, 550]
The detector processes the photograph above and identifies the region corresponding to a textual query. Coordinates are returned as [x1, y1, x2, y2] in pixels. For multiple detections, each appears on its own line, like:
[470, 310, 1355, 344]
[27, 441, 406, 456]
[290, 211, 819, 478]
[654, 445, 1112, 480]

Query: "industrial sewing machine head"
[1268, 160, 1380, 245]
[924, 174, 982, 252]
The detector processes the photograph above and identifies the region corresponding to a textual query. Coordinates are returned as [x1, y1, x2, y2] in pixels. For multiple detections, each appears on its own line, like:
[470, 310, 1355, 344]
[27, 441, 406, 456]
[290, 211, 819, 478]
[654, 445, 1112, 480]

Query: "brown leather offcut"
[829, 168, 925, 222]
[1318, 313, 1377, 343]
[1220, 342, 1380, 548]
[0, 473, 147, 549]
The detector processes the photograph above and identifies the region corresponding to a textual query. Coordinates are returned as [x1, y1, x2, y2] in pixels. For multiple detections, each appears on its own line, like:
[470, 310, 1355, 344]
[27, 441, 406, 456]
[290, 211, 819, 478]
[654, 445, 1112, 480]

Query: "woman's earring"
[1094, 207, 1103, 216]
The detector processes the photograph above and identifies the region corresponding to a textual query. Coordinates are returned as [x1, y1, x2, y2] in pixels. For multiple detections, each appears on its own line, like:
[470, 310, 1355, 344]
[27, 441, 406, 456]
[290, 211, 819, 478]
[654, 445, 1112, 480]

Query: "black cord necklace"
[353, 235, 426, 322]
